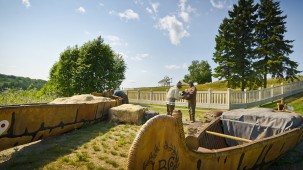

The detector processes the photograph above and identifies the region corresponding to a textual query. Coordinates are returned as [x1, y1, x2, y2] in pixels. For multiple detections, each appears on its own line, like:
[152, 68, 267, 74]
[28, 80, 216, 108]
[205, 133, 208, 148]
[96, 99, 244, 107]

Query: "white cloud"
[146, 7, 153, 14]
[178, 0, 196, 23]
[165, 65, 181, 69]
[131, 53, 149, 61]
[99, 3, 104, 7]
[109, 10, 115, 15]
[85, 31, 91, 35]
[118, 9, 139, 21]
[106, 35, 128, 46]
[210, 0, 226, 9]
[141, 70, 147, 73]
[133, 0, 143, 5]
[22, 0, 31, 8]
[151, 2, 160, 14]
[146, 2, 160, 19]
[182, 63, 188, 69]
[158, 15, 189, 45]
[77, 7, 86, 13]
[115, 52, 129, 59]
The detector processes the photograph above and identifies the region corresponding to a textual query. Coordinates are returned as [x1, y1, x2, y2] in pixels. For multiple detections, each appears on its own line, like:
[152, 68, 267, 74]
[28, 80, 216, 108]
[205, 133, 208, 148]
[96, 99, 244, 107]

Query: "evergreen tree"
[214, 0, 258, 91]
[213, 18, 235, 88]
[255, 0, 300, 88]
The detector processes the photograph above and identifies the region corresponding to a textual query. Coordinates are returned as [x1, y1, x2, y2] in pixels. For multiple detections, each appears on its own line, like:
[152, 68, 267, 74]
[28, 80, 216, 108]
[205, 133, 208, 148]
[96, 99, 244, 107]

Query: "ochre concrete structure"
[127, 110, 303, 170]
[0, 99, 120, 151]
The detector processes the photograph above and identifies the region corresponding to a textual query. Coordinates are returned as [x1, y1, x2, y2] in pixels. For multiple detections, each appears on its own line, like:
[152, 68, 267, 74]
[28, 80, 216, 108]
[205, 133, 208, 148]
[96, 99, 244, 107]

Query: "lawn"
[260, 92, 303, 115]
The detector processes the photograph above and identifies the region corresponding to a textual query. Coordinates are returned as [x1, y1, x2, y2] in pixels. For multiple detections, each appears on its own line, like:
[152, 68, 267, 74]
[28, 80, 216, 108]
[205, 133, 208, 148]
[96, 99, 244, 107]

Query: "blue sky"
[0, 0, 302, 88]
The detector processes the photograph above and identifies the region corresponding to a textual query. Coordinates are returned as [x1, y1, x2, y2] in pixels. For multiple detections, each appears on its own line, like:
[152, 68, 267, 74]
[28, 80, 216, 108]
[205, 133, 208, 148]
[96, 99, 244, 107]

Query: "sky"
[0, 0, 302, 89]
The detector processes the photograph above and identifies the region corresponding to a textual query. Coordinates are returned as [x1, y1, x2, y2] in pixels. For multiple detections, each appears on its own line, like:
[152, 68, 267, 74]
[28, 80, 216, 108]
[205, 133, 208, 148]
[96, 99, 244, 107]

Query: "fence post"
[150, 89, 153, 101]
[270, 85, 274, 99]
[208, 88, 211, 108]
[258, 87, 262, 105]
[137, 90, 140, 102]
[244, 89, 247, 107]
[227, 88, 230, 110]
[281, 83, 284, 97]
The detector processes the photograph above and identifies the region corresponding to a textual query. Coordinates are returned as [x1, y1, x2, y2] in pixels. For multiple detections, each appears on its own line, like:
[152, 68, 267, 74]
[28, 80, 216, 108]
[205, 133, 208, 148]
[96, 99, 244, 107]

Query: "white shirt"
[166, 86, 182, 105]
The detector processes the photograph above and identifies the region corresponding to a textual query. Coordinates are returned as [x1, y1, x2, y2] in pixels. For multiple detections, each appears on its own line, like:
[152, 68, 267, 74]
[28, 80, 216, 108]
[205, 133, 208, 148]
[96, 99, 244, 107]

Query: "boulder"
[109, 104, 147, 125]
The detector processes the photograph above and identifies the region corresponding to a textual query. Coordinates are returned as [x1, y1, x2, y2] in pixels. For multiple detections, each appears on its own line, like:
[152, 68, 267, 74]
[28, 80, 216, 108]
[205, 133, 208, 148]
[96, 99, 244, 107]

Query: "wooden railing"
[126, 81, 303, 110]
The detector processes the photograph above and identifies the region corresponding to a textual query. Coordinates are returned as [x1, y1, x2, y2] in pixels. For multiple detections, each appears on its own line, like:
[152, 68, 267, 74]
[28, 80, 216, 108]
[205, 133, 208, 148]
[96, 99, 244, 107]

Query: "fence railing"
[126, 80, 303, 110]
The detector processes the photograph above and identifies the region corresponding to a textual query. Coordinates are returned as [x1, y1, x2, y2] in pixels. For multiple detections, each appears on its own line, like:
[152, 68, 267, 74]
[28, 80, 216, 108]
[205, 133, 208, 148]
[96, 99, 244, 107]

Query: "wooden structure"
[0, 99, 121, 151]
[127, 109, 303, 170]
[158, 76, 172, 87]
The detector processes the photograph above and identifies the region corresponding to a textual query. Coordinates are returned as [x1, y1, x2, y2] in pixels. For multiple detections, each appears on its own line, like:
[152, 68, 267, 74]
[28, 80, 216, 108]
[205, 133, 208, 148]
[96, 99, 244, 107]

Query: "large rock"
[109, 104, 147, 124]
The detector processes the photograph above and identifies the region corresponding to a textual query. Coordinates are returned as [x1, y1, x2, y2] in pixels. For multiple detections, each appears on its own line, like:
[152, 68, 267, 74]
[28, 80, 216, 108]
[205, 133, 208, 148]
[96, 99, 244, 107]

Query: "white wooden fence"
[125, 81, 303, 110]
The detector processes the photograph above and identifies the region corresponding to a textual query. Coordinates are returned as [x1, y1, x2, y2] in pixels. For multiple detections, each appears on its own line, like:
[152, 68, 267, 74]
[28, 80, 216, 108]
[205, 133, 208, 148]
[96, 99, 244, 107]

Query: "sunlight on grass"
[260, 92, 303, 115]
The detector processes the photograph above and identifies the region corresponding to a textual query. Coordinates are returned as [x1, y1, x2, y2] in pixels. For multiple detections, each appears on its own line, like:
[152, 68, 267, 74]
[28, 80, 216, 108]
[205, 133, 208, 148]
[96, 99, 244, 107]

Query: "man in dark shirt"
[185, 80, 197, 122]
[110, 89, 129, 104]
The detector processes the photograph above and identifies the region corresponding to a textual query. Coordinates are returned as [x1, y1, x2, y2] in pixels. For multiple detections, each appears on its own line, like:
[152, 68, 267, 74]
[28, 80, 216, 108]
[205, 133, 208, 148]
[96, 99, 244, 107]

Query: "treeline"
[0, 74, 47, 92]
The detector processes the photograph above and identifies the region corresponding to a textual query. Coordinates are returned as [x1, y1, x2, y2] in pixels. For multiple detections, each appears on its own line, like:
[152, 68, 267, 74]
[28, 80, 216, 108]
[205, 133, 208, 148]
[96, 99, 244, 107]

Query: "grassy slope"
[260, 92, 303, 115]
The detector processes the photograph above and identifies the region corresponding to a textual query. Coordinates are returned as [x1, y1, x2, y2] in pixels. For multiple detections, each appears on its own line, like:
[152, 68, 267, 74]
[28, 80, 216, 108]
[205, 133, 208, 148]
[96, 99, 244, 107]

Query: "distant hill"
[0, 74, 47, 91]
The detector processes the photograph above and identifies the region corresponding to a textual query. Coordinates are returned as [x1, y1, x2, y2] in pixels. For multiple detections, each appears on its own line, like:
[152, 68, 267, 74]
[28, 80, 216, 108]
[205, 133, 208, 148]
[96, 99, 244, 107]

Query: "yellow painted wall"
[0, 100, 119, 151]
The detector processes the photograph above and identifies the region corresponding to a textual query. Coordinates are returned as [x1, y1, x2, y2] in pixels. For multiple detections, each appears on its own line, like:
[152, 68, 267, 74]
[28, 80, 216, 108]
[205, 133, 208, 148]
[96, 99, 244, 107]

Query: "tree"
[213, 0, 258, 91]
[213, 18, 235, 88]
[47, 36, 126, 96]
[183, 60, 212, 84]
[255, 0, 300, 88]
[228, 0, 258, 91]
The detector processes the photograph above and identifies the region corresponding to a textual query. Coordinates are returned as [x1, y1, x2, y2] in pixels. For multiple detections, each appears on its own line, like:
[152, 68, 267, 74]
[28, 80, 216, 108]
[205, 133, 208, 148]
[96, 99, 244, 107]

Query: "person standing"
[185, 80, 197, 122]
[166, 81, 183, 115]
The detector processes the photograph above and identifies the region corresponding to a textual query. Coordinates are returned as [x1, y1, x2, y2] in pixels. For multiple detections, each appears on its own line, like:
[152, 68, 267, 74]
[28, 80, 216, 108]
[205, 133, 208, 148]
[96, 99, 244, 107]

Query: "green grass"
[260, 92, 303, 115]
[134, 103, 211, 123]
[0, 88, 56, 105]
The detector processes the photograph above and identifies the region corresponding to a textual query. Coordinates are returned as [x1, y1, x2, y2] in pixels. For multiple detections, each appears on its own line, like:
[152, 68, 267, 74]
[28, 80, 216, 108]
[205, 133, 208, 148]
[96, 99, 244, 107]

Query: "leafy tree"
[183, 60, 212, 84]
[47, 36, 126, 96]
[255, 0, 301, 88]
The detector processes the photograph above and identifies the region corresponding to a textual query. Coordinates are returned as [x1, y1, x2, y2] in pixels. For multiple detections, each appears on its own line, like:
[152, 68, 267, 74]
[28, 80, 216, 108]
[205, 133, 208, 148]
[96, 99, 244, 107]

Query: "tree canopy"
[183, 60, 212, 84]
[46, 36, 126, 96]
[255, 0, 300, 88]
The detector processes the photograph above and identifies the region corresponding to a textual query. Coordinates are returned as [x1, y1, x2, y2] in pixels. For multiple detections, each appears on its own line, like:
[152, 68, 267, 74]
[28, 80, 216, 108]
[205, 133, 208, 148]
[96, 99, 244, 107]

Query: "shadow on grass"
[0, 120, 116, 170]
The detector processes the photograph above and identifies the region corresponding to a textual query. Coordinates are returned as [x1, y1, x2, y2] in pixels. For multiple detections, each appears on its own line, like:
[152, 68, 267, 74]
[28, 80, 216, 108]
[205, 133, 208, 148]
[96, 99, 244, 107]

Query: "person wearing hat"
[184, 80, 197, 122]
[166, 81, 184, 115]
